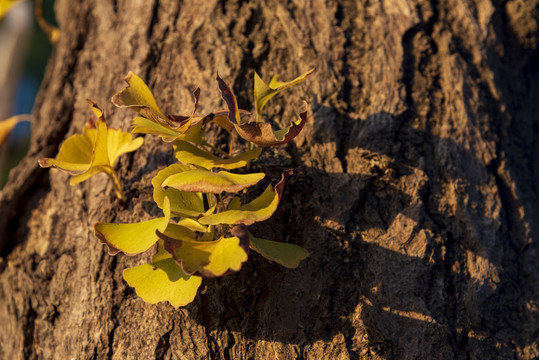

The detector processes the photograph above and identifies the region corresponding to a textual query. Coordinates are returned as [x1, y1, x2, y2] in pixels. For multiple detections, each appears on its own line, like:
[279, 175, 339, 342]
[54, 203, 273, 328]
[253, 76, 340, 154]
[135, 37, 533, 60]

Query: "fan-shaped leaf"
[111, 72, 168, 123]
[152, 164, 208, 218]
[217, 75, 309, 146]
[94, 197, 171, 255]
[174, 140, 261, 169]
[248, 232, 309, 268]
[199, 170, 292, 225]
[38, 101, 142, 199]
[158, 225, 249, 277]
[131, 116, 179, 142]
[123, 258, 202, 307]
[254, 68, 314, 121]
[162, 168, 265, 194]
[112, 72, 202, 141]
[233, 109, 307, 147]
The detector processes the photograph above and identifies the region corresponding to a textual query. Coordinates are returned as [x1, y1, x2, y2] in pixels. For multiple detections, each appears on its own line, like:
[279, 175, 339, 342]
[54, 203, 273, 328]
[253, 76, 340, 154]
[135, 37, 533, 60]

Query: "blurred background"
[0, 0, 55, 188]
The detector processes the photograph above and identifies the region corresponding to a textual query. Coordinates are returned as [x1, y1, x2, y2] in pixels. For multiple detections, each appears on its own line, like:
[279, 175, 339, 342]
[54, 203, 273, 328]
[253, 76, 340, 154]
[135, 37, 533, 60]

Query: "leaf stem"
[203, 140, 230, 158]
[218, 193, 224, 210]
[206, 193, 214, 209]
[109, 169, 126, 201]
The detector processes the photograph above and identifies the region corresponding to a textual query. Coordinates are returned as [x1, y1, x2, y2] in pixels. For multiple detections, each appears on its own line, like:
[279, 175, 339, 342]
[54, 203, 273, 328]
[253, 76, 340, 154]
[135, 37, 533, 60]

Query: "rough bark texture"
[1, 0, 538, 359]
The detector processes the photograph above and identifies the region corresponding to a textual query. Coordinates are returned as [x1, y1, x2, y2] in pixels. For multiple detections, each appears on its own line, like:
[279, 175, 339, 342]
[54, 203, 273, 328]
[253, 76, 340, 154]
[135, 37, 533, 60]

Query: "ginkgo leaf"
[248, 231, 309, 268]
[94, 197, 171, 255]
[217, 75, 309, 146]
[38, 100, 143, 200]
[226, 196, 242, 210]
[123, 258, 202, 307]
[158, 225, 249, 277]
[111, 72, 168, 124]
[166, 88, 200, 132]
[162, 168, 265, 194]
[176, 218, 208, 233]
[199, 170, 293, 225]
[0, 114, 30, 149]
[131, 116, 180, 141]
[210, 109, 252, 131]
[151, 164, 208, 218]
[174, 140, 262, 170]
[175, 120, 206, 145]
[107, 127, 143, 165]
[254, 68, 314, 121]
[200, 224, 217, 242]
[233, 109, 308, 147]
[112, 72, 202, 141]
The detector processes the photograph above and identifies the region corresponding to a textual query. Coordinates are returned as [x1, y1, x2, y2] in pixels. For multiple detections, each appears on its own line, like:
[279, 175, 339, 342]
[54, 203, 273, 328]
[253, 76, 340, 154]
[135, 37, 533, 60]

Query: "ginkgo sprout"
[42, 69, 313, 307]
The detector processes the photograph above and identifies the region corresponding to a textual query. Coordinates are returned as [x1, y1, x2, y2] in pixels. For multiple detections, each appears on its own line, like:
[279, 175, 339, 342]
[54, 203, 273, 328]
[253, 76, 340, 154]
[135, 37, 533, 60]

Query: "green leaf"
[217, 75, 309, 146]
[158, 225, 249, 277]
[162, 168, 265, 194]
[94, 197, 171, 255]
[254, 68, 314, 121]
[174, 140, 262, 170]
[248, 232, 309, 268]
[152, 164, 207, 218]
[199, 170, 292, 225]
[123, 258, 202, 307]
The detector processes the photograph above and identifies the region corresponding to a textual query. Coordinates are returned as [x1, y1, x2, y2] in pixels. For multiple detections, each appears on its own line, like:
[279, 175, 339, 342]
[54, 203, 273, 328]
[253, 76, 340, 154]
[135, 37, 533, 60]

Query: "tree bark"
[1, 0, 538, 359]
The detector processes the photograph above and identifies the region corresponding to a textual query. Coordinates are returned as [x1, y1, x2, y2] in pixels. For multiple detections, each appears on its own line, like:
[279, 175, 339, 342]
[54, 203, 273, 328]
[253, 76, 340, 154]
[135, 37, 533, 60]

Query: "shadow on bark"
[131, 106, 536, 358]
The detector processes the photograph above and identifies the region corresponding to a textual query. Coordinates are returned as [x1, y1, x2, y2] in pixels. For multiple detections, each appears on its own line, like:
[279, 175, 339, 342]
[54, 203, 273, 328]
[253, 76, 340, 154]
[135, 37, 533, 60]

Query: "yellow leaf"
[131, 116, 180, 142]
[234, 108, 308, 147]
[159, 225, 249, 277]
[176, 218, 208, 232]
[254, 68, 314, 121]
[217, 75, 309, 146]
[199, 170, 292, 225]
[94, 197, 171, 255]
[108, 128, 144, 165]
[151, 164, 207, 218]
[161, 168, 265, 194]
[174, 140, 261, 170]
[38, 100, 143, 200]
[123, 258, 202, 307]
[111, 72, 167, 123]
[248, 232, 309, 268]
[112, 72, 202, 141]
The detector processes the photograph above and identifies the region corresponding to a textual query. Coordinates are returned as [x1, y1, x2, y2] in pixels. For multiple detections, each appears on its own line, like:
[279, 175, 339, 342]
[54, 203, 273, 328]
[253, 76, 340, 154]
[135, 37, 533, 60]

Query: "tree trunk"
[1, 0, 538, 359]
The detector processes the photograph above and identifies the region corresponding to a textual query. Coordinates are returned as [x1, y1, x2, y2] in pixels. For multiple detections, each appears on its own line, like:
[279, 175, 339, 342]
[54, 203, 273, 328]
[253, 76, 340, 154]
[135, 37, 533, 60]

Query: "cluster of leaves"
[40, 68, 313, 307]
